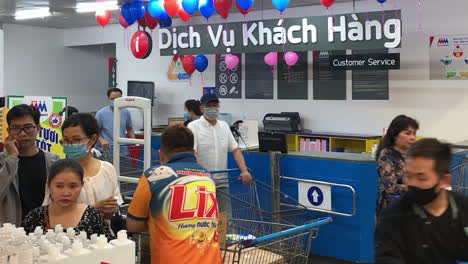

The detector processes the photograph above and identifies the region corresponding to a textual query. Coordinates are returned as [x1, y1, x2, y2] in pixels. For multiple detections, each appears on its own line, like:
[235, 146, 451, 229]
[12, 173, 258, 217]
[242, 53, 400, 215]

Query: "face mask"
[204, 107, 219, 120]
[406, 183, 440, 206]
[183, 112, 190, 121]
[63, 143, 89, 160]
[110, 100, 114, 108]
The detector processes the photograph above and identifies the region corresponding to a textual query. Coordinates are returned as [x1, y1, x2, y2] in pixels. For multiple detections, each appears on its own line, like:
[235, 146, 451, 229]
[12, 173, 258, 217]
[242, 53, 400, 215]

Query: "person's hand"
[94, 197, 118, 218]
[4, 136, 19, 157]
[100, 139, 111, 148]
[239, 170, 252, 185]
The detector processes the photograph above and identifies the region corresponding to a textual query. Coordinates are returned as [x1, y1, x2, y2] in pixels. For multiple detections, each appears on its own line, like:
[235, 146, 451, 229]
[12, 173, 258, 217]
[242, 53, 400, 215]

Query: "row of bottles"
[0, 223, 135, 264]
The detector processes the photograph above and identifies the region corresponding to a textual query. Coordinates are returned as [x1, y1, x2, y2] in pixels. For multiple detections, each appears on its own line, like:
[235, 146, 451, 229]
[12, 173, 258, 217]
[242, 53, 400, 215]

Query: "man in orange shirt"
[126, 125, 222, 264]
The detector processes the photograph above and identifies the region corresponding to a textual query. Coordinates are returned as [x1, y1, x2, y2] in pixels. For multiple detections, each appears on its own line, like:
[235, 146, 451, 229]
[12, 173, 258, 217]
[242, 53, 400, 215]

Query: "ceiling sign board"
[159, 10, 401, 55]
[329, 53, 400, 70]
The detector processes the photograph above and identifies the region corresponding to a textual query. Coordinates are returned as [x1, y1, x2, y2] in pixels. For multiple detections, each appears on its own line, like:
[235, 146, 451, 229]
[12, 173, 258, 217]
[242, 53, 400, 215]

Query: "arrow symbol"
[311, 190, 319, 204]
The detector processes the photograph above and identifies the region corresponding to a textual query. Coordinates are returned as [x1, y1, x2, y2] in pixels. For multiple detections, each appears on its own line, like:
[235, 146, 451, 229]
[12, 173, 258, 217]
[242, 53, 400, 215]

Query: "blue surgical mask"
[63, 143, 89, 159]
[183, 112, 190, 121]
[110, 100, 114, 108]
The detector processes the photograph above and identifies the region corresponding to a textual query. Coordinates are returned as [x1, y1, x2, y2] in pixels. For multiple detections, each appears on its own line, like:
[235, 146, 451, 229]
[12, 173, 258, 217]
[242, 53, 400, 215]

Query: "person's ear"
[439, 173, 452, 189]
[200, 105, 205, 114]
[36, 124, 42, 133]
[159, 150, 167, 163]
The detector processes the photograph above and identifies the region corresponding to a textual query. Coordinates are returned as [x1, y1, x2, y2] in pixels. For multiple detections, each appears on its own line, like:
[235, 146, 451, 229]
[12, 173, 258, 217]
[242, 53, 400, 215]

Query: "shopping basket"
[213, 168, 333, 264]
[450, 155, 468, 195]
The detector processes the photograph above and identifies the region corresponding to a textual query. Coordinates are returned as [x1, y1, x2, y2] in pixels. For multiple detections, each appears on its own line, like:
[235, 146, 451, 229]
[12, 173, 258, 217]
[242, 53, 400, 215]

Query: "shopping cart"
[213, 168, 333, 264]
[450, 154, 468, 195]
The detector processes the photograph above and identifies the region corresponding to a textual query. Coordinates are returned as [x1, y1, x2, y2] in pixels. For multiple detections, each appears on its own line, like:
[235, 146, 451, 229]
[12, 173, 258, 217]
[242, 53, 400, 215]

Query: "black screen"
[127, 81, 155, 105]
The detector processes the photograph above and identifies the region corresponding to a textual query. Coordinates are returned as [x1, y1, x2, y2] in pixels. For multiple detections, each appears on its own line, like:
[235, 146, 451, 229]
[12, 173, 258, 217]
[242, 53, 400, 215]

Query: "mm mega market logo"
[30, 101, 48, 116]
[437, 38, 450, 46]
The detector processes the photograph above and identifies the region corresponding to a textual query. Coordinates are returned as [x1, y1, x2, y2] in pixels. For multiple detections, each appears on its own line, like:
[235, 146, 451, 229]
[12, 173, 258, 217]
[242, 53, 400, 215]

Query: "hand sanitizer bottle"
[110, 230, 136, 264]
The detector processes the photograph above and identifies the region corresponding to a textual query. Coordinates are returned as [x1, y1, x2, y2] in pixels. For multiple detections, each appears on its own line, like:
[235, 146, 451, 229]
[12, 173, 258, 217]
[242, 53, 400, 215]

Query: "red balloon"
[119, 13, 130, 28]
[320, 0, 335, 8]
[131, 31, 153, 59]
[164, 0, 180, 18]
[182, 55, 196, 75]
[215, 0, 232, 19]
[178, 8, 191, 22]
[144, 11, 159, 30]
[236, 1, 251, 15]
[138, 17, 147, 27]
[96, 10, 111, 27]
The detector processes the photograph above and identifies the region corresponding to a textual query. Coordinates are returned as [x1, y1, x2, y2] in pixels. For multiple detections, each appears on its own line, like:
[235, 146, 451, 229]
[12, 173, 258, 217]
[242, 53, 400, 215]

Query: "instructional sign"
[429, 34, 468, 80]
[159, 10, 402, 55]
[215, 54, 242, 98]
[7, 96, 67, 158]
[298, 182, 331, 211]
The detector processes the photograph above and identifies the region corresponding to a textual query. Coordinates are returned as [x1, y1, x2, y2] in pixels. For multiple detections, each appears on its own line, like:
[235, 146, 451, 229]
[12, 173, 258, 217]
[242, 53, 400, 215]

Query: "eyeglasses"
[8, 125, 37, 135]
[59, 138, 89, 145]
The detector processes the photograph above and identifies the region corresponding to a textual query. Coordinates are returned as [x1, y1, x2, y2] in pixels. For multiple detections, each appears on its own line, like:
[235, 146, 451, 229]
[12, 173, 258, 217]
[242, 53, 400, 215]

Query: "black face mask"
[407, 183, 440, 206]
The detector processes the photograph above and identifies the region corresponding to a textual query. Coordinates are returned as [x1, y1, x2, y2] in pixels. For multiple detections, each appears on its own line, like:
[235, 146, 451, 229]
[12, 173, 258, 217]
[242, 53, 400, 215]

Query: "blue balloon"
[194, 55, 208, 72]
[130, 1, 146, 20]
[160, 16, 172, 28]
[121, 3, 136, 25]
[182, 0, 199, 15]
[159, 11, 169, 20]
[199, 0, 215, 19]
[376, 0, 387, 3]
[237, 0, 254, 11]
[148, 0, 164, 18]
[272, 0, 289, 12]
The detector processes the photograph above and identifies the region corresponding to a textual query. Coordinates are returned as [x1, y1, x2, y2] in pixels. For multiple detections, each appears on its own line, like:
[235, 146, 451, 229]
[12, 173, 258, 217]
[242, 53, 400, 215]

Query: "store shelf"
[286, 132, 381, 153]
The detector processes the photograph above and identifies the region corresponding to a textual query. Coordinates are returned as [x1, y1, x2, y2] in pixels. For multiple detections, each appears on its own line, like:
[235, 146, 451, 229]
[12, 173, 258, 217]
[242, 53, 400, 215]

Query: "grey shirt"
[0, 151, 59, 226]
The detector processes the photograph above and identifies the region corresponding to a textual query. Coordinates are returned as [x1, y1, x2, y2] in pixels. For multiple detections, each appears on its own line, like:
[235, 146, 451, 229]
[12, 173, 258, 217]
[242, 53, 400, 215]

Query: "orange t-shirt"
[128, 155, 222, 264]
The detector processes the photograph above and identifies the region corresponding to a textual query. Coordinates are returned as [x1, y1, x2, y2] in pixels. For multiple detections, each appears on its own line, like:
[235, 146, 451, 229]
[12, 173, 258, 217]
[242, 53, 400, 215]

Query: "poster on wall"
[6, 96, 67, 158]
[245, 53, 274, 99]
[352, 50, 389, 100]
[429, 35, 468, 80]
[215, 54, 242, 98]
[167, 55, 191, 81]
[278, 51, 308, 100]
[313, 50, 347, 100]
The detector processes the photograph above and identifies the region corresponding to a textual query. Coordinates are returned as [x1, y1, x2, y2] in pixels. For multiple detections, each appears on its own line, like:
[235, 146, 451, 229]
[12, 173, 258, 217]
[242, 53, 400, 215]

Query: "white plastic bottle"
[109, 230, 136, 264]
[65, 228, 75, 240]
[90, 236, 114, 264]
[54, 225, 63, 235]
[64, 241, 93, 263]
[8, 230, 33, 264]
[371, 141, 379, 159]
[39, 246, 68, 264]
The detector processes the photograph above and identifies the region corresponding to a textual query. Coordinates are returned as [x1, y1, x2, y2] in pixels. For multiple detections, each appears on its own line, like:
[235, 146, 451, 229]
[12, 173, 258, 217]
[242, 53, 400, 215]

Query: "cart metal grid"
[450, 155, 468, 196]
[215, 169, 333, 264]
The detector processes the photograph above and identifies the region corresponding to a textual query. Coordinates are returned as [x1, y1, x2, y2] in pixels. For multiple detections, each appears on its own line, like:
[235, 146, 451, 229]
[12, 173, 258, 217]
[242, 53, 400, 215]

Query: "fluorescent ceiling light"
[76, 1, 119, 13]
[15, 8, 51, 20]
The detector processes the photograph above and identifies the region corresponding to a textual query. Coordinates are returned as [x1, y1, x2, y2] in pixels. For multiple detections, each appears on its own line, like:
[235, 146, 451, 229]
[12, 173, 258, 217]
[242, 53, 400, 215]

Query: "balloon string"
[243, 15, 247, 47]
[281, 12, 285, 53]
[417, 0, 423, 32]
[201, 73, 204, 86]
[392, 0, 400, 20]
[381, 4, 385, 26]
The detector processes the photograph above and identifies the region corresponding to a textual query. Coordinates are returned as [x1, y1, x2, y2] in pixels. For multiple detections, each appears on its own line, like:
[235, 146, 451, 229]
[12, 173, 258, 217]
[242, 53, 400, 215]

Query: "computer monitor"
[258, 131, 288, 153]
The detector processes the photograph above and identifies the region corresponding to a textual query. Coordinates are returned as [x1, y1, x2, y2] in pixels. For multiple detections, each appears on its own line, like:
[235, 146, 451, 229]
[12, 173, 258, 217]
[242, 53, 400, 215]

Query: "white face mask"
[204, 107, 219, 120]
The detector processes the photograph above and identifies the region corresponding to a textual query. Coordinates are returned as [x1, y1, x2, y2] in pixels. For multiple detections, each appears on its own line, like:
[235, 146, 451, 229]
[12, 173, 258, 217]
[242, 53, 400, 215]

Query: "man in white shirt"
[187, 94, 252, 213]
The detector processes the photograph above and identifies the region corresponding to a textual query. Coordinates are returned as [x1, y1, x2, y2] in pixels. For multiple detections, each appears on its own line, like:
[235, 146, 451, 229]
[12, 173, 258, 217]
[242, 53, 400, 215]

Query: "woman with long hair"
[376, 115, 419, 215]
[183, 99, 202, 126]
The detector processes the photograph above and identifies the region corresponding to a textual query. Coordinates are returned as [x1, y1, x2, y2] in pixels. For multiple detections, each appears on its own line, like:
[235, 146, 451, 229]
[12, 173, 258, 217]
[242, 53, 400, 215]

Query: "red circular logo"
[131, 31, 153, 59]
[49, 113, 62, 129]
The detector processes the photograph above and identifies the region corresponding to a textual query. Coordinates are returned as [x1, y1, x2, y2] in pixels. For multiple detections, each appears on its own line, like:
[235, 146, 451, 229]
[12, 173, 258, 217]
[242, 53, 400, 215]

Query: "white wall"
[64, 0, 468, 142]
[3, 24, 114, 112]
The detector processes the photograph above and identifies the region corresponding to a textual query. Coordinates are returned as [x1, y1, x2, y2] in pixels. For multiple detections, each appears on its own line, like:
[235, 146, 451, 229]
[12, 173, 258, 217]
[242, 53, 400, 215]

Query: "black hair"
[376, 115, 419, 159]
[184, 99, 202, 116]
[48, 159, 84, 184]
[161, 124, 194, 155]
[407, 138, 452, 177]
[6, 104, 40, 126]
[67, 106, 79, 117]
[62, 113, 100, 143]
[107, 88, 123, 98]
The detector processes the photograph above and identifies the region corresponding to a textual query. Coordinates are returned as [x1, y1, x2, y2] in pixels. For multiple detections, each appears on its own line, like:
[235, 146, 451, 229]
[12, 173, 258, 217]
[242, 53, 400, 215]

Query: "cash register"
[263, 112, 302, 132]
[258, 112, 302, 153]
